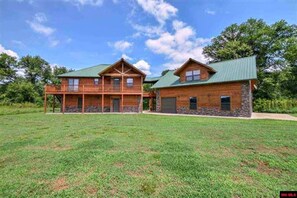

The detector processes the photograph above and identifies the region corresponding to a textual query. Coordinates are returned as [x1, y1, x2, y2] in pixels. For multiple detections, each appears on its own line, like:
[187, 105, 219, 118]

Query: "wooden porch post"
[121, 94, 124, 113]
[62, 94, 66, 114]
[53, 95, 55, 113]
[102, 75, 104, 113]
[140, 76, 143, 113]
[44, 94, 47, 113]
[82, 94, 85, 113]
[149, 97, 153, 111]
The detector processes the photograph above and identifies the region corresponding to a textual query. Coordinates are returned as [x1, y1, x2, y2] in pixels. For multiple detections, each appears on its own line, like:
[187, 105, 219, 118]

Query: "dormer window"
[186, 70, 200, 81]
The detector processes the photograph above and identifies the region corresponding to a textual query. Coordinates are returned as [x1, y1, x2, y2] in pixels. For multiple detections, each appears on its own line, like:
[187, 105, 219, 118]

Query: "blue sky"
[0, 0, 296, 76]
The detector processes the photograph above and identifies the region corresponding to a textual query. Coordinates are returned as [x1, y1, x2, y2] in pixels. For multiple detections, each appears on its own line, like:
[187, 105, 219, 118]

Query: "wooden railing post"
[102, 76, 104, 113]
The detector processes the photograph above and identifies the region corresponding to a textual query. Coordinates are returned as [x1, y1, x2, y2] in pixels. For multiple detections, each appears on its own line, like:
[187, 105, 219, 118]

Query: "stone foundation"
[103, 106, 110, 112]
[65, 106, 82, 112]
[123, 106, 139, 112]
[85, 106, 102, 112]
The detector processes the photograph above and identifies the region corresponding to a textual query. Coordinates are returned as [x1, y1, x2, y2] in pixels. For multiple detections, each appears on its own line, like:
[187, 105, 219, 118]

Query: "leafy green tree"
[0, 53, 18, 84]
[203, 18, 297, 99]
[3, 79, 39, 103]
[51, 65, 74, 84]
[161, 69, 170, 76]
[18, 55, 52, 85]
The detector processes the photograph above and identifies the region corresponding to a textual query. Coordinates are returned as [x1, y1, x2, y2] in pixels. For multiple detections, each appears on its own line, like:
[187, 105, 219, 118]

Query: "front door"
[113, 78, 120, 91]
[112, 98, 120, 112]
[78, 97, 82, 109]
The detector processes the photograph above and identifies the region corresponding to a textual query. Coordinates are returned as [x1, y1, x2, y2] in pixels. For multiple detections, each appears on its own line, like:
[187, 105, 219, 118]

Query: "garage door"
[161, 97, 176, 113]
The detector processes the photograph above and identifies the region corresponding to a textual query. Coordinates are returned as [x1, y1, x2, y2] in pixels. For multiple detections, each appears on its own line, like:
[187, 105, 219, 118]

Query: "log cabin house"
[44, 56, 257, 117]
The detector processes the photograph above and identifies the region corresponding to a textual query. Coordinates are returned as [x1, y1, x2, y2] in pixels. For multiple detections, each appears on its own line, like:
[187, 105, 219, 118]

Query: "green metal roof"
[58, 64, 110, 77]
[144, 76, 161, 83]
[151, 56, 257, 89]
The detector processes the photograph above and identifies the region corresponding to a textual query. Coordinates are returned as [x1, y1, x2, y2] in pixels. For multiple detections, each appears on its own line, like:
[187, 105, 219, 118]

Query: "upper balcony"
[45, 84, 143, 94]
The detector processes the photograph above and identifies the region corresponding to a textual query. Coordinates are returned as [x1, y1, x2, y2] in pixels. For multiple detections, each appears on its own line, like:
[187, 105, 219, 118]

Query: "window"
[189, 97, 197, 110]
[94, 78, 99, 85]
[186, 70, 200, 81]
[127, 78, 133, 87]
[221, 96, 231, 111]
[68, 78, 79, 91]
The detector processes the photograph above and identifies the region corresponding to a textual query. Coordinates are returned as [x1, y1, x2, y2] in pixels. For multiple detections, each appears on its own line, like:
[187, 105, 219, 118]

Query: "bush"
[2, 81, 40, 104]
[253, 98, 297, 113]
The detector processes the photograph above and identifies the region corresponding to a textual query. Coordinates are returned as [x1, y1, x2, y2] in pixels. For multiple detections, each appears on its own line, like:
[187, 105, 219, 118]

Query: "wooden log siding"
[158, 82, 243, 111]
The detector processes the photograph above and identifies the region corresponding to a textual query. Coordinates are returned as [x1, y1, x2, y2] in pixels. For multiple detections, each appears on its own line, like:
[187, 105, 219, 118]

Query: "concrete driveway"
[143, 111, 297, 121]
[251, 113, 297, 121]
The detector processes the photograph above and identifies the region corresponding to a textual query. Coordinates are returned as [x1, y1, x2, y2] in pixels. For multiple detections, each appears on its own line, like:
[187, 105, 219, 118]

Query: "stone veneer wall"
[65, 106, 82, 112]
[65, 106, 140, 113]
[123, 106, 139, 112]
[156, 90, 161, 112]
[155, 81, 252, 117]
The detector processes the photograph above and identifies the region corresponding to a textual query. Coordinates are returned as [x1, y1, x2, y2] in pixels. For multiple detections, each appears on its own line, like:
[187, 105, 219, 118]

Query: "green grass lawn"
[0, 106, 43, 115]
[0, 110, 296, 197]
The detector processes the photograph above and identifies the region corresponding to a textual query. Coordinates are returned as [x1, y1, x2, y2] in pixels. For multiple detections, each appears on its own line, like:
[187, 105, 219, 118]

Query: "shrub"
[253, 98, 297, 113]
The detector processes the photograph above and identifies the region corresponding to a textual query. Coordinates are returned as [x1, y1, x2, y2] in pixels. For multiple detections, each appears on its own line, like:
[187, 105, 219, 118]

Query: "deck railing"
[45, 84, 143, 94]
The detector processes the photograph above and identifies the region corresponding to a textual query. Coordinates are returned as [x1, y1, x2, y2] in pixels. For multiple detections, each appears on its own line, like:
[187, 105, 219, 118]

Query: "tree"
[203, 18, 297, 99]
[3, 79, 39, 103]
[51, 65, 74, 84]
[161, 69, 170, 76]
[18, 55, 52, 85]
[0, 53, 18, 84]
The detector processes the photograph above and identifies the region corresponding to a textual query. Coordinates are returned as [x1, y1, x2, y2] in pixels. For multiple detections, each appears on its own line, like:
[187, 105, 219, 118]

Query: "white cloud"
[27, 13, 55, 36]
[63, 0, 104, 6]
[27, 21, 55, 36]
[109, 40, 133, 52]
[133, 60, 151, 75]
[16, 0, 34, 4]
[205, 9, 216, 15]
[12, 40, 25, 48]
[35, 12, 47, 23]
[145, 20, 211, 69]
[66, 38, 72, 43]
[131, 23, 164, 37]
[136, 0, 178, 25]
[49, 39, 60, 47]
[121, 53, 133, 61]
[0, 44, 19, 59]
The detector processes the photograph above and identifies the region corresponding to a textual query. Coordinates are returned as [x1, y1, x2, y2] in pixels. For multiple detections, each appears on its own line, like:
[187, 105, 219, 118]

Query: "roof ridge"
[75, 64, 110, 71]
[62, 64, 110, 75]
[209, 55, 256, 65]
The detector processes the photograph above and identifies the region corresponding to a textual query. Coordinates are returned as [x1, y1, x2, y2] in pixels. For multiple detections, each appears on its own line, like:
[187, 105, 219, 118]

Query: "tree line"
[0, 54, 73, 105]
[203, 18, 297, 99]
[0, 18, 296, 108]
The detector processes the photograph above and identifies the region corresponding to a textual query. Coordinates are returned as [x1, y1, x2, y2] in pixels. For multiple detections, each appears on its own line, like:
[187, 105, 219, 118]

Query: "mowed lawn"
[0, 111, 297, 197]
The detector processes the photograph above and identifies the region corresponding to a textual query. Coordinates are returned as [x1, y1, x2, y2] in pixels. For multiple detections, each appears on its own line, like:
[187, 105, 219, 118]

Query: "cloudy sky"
[0, 0, 296, 76]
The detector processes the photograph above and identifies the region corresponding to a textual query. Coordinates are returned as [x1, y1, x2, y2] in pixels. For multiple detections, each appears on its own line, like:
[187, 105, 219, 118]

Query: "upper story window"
[68, 78, 79, 91]
[94, 78, 99, 85]
[221, 96, 231, 111]
[127, 78, 133, 87]
[186, 70, 200, 81]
